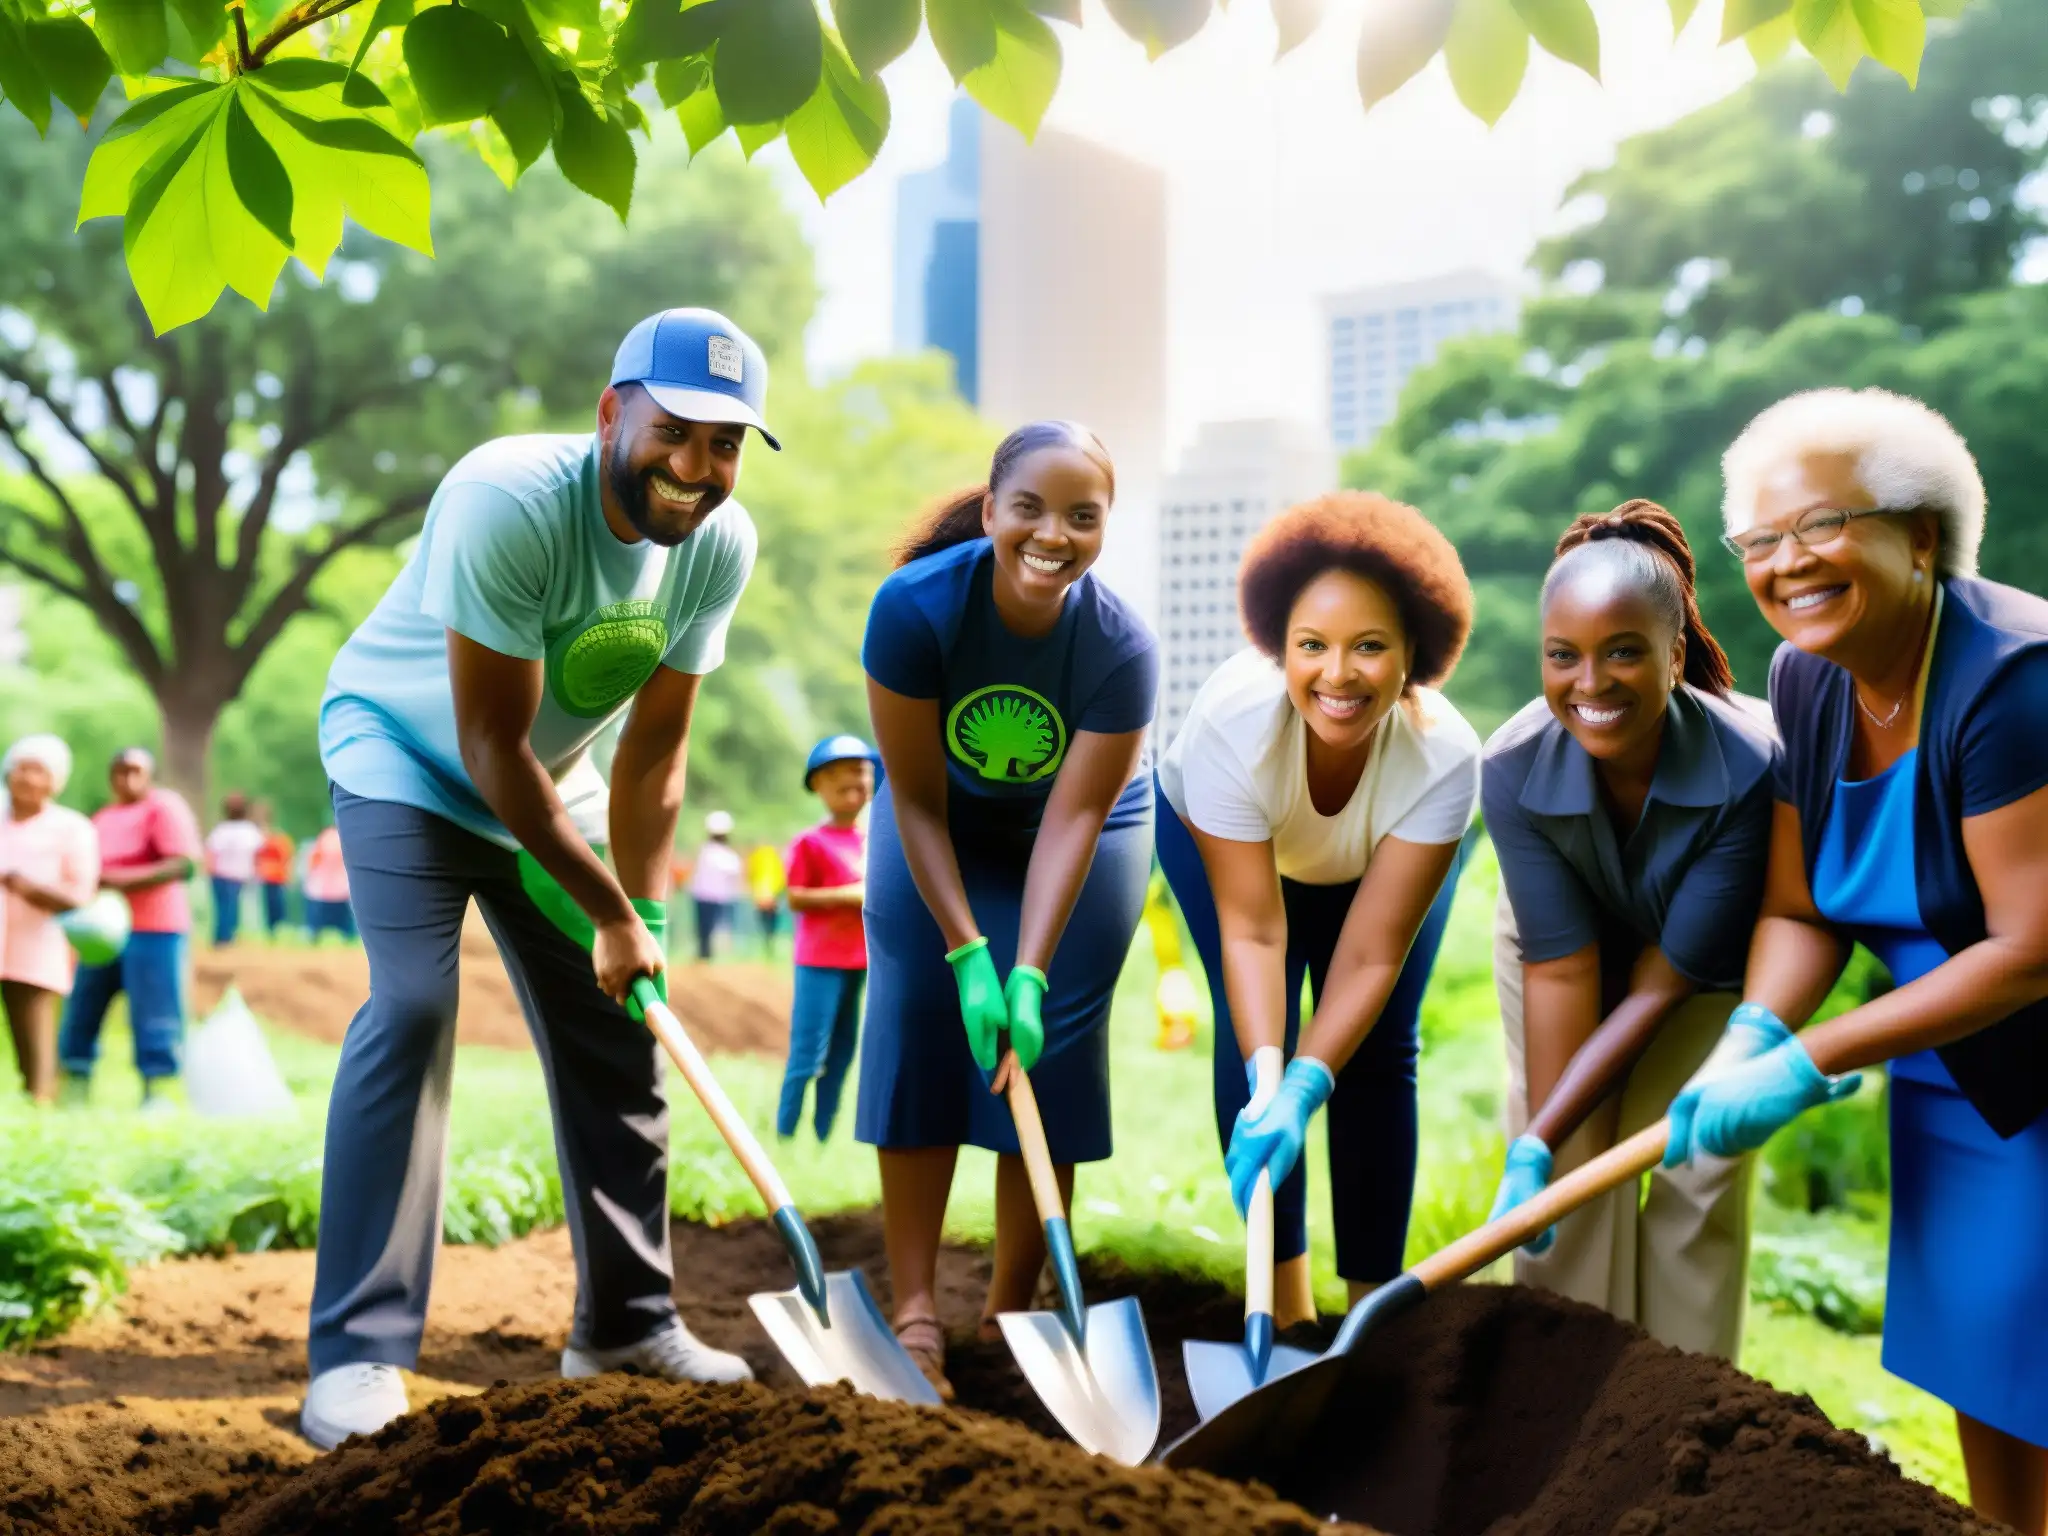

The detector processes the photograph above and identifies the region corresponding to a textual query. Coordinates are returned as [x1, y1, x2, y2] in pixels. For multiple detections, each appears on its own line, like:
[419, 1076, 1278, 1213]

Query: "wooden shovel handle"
[637, 985, 795, 1213]
[1410, 1121, 1669, 1291]
[1003, 1054, 1068, 1225]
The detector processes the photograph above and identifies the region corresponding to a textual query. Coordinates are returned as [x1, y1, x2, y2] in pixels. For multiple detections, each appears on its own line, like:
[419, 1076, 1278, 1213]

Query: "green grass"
[0, 848, 1962, 1501]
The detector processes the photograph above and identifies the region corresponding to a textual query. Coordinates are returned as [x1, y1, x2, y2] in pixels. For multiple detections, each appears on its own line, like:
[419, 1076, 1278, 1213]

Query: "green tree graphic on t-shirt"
[959, 694, 1056, 782]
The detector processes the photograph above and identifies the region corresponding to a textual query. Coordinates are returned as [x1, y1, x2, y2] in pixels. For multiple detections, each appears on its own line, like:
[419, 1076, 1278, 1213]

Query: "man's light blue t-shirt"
[321, 433, 756, 847]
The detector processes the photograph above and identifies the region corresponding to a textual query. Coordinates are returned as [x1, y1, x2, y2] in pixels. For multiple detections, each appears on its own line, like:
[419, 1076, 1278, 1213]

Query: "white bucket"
[183, 986, 296, 1118]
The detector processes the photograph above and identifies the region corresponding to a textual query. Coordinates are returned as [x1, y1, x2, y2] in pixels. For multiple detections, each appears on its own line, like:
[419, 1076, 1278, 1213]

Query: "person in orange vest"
[254, 802, 296, 940]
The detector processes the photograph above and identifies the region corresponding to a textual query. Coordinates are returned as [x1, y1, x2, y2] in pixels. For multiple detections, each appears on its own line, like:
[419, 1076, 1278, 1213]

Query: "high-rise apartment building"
[1322, 271, 1519, 453]
[1157, 419, 1335, 741]
[892, 102, 1168, 623]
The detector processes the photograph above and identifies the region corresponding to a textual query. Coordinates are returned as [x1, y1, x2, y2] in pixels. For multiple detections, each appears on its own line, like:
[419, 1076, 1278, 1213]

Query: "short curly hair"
[1238, 491, 1473, 689]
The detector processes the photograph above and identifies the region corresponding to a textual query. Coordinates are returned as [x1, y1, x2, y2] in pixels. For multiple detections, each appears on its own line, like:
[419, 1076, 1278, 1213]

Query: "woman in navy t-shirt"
[856, 420, 1159, 1400]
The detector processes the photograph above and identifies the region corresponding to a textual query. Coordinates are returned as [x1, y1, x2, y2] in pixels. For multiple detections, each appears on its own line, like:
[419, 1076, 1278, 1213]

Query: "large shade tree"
[0, 113, 814, 793]
[0, 0, 1979, 334]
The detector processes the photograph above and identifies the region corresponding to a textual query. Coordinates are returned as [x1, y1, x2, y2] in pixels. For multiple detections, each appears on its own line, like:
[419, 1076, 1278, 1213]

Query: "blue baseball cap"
[610, 308, 780, 450]
[804, 733, 879, 789]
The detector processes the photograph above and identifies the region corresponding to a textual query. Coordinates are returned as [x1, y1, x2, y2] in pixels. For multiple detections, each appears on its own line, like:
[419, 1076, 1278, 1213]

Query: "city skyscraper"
[1322, 271, 1520, 453]
[891, 100, 1169, 623]
[1157, 418, 1335, 742]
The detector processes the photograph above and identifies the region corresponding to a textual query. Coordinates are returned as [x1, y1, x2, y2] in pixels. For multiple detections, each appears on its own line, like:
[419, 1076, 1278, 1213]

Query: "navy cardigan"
[1770, 577, 2048, 1138]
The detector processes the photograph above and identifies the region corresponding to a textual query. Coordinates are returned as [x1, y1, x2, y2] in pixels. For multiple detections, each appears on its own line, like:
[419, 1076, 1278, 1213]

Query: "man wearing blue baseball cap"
[299, 308, 778, 1450]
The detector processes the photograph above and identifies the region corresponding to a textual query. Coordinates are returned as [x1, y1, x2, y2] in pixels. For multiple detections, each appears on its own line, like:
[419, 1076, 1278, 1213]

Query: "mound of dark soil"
[210, 1375, 1367, 1536]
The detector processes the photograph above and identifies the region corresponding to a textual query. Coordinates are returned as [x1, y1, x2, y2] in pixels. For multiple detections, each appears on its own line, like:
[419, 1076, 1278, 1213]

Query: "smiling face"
[1282, 569, 1412, 755]
[1737, 450, 1937, 664]
[598, 384, 745, 547]
[1541, 569, 1683, 768]
[981, 444, 1110, 614]
[810, 757, 873, 824]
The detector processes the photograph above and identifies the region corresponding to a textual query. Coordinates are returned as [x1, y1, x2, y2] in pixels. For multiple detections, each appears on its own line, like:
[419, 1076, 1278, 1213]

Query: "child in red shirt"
[775, 735, 877, 1141]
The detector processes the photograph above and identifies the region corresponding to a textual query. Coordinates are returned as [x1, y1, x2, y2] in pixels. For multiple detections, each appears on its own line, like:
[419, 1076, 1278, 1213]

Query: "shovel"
[1157, 1119, 1670, 1503]
[1181, 1169, 1319, 1421]
[995, 1049, 1162, 1465]
[627, 977, 939, 1407]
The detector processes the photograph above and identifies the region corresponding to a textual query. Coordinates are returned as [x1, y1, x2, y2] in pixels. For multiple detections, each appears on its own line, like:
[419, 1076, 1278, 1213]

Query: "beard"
[607, 433, 724, 547]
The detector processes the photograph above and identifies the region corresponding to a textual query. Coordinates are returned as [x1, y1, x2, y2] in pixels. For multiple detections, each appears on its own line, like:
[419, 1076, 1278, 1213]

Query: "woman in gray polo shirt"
[1484, 501, 1776, 1360]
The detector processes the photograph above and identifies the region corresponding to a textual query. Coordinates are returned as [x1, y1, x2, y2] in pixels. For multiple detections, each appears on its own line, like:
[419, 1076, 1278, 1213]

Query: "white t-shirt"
[205, 819, 267, 882]
[1157, 647, 1481, 885]
[689, 841, 746, 903]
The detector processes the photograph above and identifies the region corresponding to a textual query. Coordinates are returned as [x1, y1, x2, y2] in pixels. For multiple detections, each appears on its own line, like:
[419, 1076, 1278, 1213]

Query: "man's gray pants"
[308, 788, 675, 1375]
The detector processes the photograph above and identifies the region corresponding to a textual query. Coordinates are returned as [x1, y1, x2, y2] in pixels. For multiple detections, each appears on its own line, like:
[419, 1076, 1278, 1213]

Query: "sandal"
[894, 1314, 954, 1403]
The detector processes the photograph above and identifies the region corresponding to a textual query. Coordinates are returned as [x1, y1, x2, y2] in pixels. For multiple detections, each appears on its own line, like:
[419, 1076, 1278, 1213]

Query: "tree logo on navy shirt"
[546, 599, 669, 718]
[947, 685, 1066, 783]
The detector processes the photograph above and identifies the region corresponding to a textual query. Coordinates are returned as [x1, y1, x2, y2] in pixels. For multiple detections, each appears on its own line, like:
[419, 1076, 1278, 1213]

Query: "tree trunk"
[156, 695, 218, 816]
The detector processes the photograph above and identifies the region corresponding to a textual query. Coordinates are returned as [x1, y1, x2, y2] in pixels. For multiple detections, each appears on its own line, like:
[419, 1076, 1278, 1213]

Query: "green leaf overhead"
[926, 0, 1000, 79]
[1721, 0, 1791, 43]
[713, 0, 826, 123]
[834, 0, 921, 73]
[0, 15, 57, 136]
[1510, 0, 1598, 77]
[78, 80, 220, 220]
[1846, 0, 1928, 83]
[95, 0, 171, 78]
[347, 0, 416, 70]
[615, 0, 733, 66]
[654, 56, 709, 106]
[734, 114, 784, 156]
[165, 0, 227, 62]
[1444, 0, 1528, 125]
[1667, 0, 1701, 32]
[1355, 0, 1454, 109]
[223, 93, 294, 251]
[785, 27, 889, 197]
[489, 51, 558, 170]
[404, 3, 519, 125]
[551, 79, 634, 218]
[673, 81, 728, 153]
[1102, 0, 1211, 59]
[959, 0, 1059, 137]
[1743, 8, 1795, 62]
[23, 17, 112, 125]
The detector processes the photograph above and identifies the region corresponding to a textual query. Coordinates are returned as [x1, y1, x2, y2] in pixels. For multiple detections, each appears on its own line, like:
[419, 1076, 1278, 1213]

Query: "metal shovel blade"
[1183, 1337, 1321, 1424]
[749, 1268, 942, 1407]
[998, 1296, 1161, 1465]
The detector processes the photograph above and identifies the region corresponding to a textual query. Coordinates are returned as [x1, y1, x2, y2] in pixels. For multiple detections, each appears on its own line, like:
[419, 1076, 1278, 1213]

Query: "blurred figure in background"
[1141, 867, 1197, 1051]
[59, 748, 200, 1110]
[746, 840, 786, 957]
[205, 792, 264, 947]
[254, 802, 296, 939]
[688, 810, 743, 961]
[0, 735, 96, 1102]
[776, 735, 878, 1141]
[302, 824, 355, 943]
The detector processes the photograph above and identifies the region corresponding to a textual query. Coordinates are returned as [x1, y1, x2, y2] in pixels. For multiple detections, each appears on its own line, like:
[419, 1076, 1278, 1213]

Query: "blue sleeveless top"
[1811, 750, 1953, 1088]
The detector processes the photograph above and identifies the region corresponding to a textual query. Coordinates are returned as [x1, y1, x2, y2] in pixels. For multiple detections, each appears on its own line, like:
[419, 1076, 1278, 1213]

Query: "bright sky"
[747, 0, 1760, 462]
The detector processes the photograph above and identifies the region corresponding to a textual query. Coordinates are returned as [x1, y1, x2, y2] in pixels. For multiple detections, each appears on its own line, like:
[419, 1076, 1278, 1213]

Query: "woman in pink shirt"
[303, 825, 356, 941]
[0, 735, 98, 1102]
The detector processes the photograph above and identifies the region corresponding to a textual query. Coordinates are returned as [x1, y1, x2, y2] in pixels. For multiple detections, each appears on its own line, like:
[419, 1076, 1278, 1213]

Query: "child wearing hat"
[776, 735, 878, 1140]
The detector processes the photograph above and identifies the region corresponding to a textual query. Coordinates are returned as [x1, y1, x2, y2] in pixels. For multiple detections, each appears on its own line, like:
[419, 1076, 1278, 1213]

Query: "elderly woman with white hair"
[1664, 387, 2048, 1532]
[0, 735, 97, 1101]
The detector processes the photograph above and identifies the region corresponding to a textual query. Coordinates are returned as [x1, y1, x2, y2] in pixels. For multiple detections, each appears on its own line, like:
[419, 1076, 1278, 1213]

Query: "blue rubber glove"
[1004, 965, 1048, 1071]
[1489, 1134, 1556, 1255]
[947, 937, 1008, 1072]
[1689, 1002, 1793, 1085]
[1225, 1056, 1335, 1218]
[1663, 1036, 1861, 1168]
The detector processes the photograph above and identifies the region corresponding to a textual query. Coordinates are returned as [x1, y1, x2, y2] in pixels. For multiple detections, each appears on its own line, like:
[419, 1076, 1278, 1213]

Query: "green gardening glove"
[516, 850, 667, 1008]
[946, 936, 1008, 1072]
[1005, 966, 1047, 1072]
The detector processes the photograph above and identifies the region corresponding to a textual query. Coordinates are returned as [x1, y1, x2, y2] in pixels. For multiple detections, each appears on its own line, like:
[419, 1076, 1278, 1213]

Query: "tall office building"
[892, 102, 1168, 623]
[1322, 271, 1519, 453]
[893, 98, 982, 403]
[1157, 419, 1336, 741]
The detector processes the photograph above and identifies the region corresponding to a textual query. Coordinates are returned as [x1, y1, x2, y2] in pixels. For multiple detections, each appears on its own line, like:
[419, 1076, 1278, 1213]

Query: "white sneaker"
[561, 1318, 753, 1385]
[300, 1363, 410, 1451]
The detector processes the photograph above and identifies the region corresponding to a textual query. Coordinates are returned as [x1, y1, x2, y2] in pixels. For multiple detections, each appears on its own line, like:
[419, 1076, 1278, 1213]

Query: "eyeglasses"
[1721, 506, 1912, 563]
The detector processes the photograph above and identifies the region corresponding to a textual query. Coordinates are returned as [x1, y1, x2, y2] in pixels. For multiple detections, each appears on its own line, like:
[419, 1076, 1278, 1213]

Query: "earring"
[1913, 567, 1924, 583]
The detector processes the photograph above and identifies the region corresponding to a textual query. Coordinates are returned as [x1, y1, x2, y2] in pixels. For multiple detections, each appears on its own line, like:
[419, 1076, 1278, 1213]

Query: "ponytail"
[1545, 499, 1735, 697]
[892, 419, 1116, 569]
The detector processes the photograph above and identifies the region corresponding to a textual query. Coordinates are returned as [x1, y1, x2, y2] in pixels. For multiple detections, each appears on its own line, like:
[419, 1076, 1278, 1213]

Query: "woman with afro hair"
[1155, 491, 1480, 1320]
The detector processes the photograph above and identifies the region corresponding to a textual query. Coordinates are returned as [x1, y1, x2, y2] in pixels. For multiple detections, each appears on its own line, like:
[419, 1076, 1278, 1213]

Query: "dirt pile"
[1251, 1283, 2003, 1536]
[191, 911, 791, 1057]
[211, 1375, 1369, 1536]
[0, 1211, 2001, 1536]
